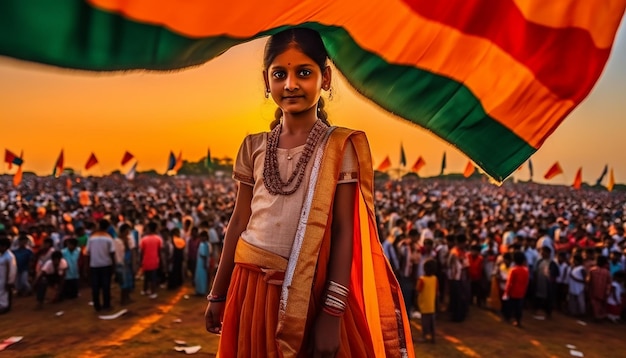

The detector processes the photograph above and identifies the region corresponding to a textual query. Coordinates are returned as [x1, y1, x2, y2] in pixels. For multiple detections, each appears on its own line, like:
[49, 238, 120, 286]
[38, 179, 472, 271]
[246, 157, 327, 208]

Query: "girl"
[115, 223, 136, 305]
[417, 259, 438, 343]
[204, 28, 413, 357]
[194, 230, 210, 296]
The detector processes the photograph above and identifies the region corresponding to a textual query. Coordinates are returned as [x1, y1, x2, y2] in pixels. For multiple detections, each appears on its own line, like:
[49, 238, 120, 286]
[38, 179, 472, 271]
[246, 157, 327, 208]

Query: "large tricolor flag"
[0, 1, 623, 182]
[53, 150, 64, 178]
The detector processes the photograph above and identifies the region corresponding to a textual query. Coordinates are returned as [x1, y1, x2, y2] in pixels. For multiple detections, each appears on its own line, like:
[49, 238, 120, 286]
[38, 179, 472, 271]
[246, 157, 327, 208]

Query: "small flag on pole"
[126, 161, 138, 180]
[53, 150, 64, 178]
[595, 164, 608, 186]
[167, 151, 176, 172]
[543, 162, 563, 180]
[411, 156, 426, 174]
[376, 156, 392, 172]
[121, 151, 134, 166]
[572, 167, 582, 190]
[463, 161, 475, 178]
[173, 151, 183, 172]
[205, 148, 212, 168]
[12, 150, 23, 187]
[4, 149, 23, 169]
[85, 152, 99, 170]
[529, 159, 534, 180]
[607, 168, 615, 192]
[440, 152, 447, 175]
[399, 144, 407, 167]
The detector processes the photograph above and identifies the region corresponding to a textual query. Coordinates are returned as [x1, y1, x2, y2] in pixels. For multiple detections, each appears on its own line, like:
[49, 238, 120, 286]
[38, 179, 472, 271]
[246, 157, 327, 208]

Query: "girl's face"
[264, 47, 330, 117]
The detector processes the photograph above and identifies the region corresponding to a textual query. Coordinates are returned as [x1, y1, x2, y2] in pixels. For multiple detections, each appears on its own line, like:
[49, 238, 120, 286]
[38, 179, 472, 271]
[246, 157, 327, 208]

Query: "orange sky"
[1, 23, 625, 184]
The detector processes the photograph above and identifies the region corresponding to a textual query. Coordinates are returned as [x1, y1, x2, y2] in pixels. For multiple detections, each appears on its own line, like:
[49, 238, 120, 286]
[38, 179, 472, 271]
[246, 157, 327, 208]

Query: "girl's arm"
[313, 182, 357, 356]
[205, 183, 252, 334]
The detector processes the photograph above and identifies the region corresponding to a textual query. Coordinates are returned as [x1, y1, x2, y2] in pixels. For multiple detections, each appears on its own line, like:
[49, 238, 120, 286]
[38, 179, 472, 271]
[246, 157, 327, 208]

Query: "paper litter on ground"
[576, 320, 587, 326]
[55, 311, 64, 317]
[532, 315, 546, 320]
[566, 344, 577, 349]
[99, 308, 128, 320]
[0, 336, 23, 351]
[174, 345, 201, 354]
[174, 340, 187, 345]
[172, 318, 183, 323]
[570, 350, 584, 357]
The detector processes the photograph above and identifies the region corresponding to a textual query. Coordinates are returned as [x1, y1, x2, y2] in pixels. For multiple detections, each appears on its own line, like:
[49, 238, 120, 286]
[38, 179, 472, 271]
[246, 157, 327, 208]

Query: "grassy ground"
[1, 283, 623, 357]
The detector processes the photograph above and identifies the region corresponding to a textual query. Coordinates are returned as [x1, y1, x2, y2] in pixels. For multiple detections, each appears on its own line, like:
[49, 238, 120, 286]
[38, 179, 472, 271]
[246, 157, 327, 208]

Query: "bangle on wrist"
[207, 293, 227, 303]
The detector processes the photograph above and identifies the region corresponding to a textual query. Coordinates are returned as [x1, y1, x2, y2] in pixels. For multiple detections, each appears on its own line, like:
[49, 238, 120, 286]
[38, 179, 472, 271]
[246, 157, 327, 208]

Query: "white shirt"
[568, 266, 586, 295]
[40, 259, 68, 276]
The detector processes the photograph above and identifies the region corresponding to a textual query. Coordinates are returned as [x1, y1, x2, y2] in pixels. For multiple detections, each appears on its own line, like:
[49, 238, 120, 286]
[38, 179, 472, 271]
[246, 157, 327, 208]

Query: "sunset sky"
[1, 20, 625, 184]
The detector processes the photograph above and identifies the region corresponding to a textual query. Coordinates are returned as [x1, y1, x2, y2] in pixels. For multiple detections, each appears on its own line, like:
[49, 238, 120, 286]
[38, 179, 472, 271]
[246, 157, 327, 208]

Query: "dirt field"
[1, 283, 623, 357]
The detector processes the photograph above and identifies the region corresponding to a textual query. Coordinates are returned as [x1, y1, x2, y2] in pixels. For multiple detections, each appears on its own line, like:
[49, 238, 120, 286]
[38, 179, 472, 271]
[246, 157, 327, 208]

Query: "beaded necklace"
[263, 119, 328, 195]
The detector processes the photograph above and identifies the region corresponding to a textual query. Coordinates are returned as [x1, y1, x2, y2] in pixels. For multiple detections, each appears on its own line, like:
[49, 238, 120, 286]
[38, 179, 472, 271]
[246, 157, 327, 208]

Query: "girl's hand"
[204, 301, 225, 334]
[313, 312, 341, 358]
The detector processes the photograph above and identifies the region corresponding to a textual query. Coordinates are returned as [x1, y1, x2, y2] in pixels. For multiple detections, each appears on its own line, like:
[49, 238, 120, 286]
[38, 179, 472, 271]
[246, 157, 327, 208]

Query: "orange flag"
[85, 152, 99, 170]
[411, 156, 426, 173]
[543, 162, 563, 180]
[173, 151, 183, 172]
[376, 156, 391, 172]
[53, 150, 64, 178]
[572, 167, 582, 190]
[463, 161, 475, 178]
[13, 150, 23, 187]
[607, 168, 615, 192]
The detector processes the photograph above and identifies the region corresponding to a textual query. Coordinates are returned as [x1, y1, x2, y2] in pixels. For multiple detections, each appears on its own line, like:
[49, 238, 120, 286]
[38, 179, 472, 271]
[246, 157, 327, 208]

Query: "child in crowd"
[418, 259, 438, 343]
[567, 254, 586, 317]
[34, 251, 67, 309]
[503, 251, 529, 327]
[607, 270, 624, 323]
[555, 251, 570, 312]
[61, 238, 80, 299]
[12, 234, 33, 296]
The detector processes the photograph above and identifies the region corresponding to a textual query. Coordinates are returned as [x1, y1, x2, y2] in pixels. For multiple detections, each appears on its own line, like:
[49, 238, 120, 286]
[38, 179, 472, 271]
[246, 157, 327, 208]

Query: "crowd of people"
[0, 174, 625, 340]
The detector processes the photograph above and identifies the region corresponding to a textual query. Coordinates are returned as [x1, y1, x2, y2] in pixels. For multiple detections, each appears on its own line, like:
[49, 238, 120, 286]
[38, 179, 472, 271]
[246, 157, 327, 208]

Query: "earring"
[328, 87, 333, 100]
[265, 89, 270, 99]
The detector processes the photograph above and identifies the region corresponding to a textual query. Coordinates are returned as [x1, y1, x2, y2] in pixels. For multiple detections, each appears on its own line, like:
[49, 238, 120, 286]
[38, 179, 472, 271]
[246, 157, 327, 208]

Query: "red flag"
[4, 149, 19, 169]
[85, 152, 98, 170]
[411, 156, 426, 173]
[53, 150, 64, 177]
[543, 162, 563, 180]
[572, 167, 582, 190]
[376, 156, 392, 172]
[121, 151, 134, 166]
[463, 161, 475, 178]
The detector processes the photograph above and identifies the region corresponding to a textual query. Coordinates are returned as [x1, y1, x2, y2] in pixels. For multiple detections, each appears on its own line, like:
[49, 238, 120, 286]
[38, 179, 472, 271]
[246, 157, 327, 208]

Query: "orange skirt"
[217, 239, 373, 358]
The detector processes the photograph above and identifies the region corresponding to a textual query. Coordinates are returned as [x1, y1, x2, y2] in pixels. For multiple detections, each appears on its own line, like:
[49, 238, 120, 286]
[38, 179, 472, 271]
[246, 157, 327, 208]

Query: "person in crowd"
[503, 251, 529, 327]
[61, 238, 80, 299]
[417, 259, 438, 343]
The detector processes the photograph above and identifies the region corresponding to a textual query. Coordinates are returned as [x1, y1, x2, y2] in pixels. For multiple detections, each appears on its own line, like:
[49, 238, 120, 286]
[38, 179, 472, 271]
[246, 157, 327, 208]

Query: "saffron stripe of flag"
[0, 1, 622, 181]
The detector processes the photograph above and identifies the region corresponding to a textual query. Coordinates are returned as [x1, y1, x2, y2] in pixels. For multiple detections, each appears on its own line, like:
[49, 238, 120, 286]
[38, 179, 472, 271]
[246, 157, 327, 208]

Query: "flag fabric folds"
[121, 151, 135, 166]
[411, 156, 425, 174]
[167, 151, 176, 172]
[53, 150, 64, 178]
[572, 167, 582, 190]
[596, 165, 608, 186]
[85, 152, 99, 170]
[544, 162, 563, 180]
[463, 161, 475, 178]
[399, 144, 406, 167]
[607, 168, 615, 192]
[0, 1, 623, 182]
[376, 156, 391, 172]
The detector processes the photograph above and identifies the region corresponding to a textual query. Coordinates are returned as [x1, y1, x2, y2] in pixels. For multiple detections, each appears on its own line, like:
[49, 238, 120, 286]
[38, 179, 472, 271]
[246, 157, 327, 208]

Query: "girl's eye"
[272, 71, 286, 79]
[298, 69, 311, 77]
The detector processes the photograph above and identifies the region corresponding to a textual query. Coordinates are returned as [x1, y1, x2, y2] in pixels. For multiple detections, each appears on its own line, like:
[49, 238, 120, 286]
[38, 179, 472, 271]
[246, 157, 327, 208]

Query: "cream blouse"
[233, 128, 358, 258]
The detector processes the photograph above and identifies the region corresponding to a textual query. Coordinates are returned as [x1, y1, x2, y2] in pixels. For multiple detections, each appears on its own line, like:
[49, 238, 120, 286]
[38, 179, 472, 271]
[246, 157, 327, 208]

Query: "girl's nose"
[284, 74, 298, 91]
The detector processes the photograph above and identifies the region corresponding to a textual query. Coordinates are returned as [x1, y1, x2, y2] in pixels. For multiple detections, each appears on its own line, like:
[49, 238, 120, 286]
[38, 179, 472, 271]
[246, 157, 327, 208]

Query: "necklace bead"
[263, 119, 328, 196]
